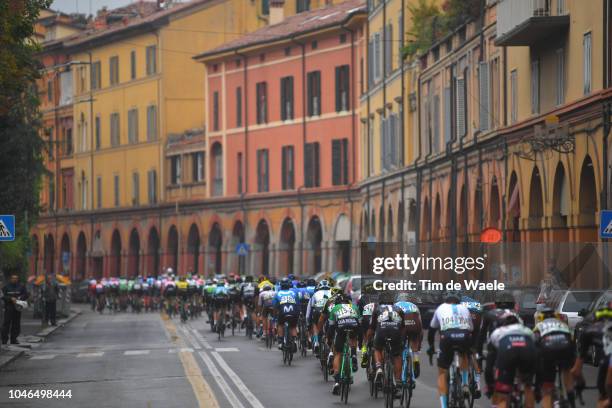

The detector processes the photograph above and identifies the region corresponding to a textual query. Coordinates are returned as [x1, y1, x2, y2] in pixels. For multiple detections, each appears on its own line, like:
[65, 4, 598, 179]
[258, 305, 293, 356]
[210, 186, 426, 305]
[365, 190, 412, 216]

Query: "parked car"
[71, 280, 91, 303]
[573, 290, 612, 365]
[544, 289, 602, 330]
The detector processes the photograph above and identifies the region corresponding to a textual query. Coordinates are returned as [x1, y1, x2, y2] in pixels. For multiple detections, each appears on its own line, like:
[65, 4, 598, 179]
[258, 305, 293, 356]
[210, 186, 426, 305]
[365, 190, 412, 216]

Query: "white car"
[541, 290, 602, 329]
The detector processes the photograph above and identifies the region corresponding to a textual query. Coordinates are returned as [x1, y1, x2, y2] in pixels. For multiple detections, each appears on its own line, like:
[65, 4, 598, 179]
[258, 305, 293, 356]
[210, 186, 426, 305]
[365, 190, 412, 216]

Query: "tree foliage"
[0, 0, 51, 278]
[403, 0, 483, 59]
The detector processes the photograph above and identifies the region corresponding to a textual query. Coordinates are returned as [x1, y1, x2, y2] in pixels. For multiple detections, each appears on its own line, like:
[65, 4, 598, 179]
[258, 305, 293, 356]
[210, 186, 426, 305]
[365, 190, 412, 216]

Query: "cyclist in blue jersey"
[461, 294, 483, 397]
[274, 278, 299, 352]
[212, 281, 230, 332]
[395, 293, 423, 378]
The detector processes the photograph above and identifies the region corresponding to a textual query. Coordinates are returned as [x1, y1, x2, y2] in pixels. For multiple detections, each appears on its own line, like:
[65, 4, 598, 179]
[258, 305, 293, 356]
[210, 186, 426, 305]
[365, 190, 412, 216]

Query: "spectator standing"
[1, 274, 29, 345]
[43, 275, 59, 326]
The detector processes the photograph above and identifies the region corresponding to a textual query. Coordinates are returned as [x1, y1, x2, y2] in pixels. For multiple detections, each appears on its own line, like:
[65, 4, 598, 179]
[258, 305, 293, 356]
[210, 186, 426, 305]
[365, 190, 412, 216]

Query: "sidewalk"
[0, 302, 86, 369]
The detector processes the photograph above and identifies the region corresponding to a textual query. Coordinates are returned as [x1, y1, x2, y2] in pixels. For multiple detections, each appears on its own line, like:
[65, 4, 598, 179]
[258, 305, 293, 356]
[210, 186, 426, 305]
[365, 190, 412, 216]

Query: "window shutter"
[433, 95, 440, 153]
[332, 140, 341, 185]
[444, 87, 451, 144]
[386, 24, 393, 74]
[257, 150, 262, 192]
[281, 78, 286, 120]
[456, 78, 466, 137]
[305, 143, 313, 187]
[282, 147, 287, 189]
[380, 118, 386, 170]
[288, 77, 294, 119]
[314, 142, 320, 187]
[342, 139, 348, 184]
[479, 61, 489, 131]
[368, 40, 373, 88]
[398, 15, 403, 66]
[335, 67, 341, 112]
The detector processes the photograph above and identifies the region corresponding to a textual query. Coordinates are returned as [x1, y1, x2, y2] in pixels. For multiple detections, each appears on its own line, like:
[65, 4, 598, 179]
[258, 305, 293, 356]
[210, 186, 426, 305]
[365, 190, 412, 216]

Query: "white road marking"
[178, 326, 202, 350]
[215, 348, 239, 352]
[189, 326, 212, 350]
[198, 351, 246, 408]
[30, 354, 56, 360]
[124, 350, 150, 356]
[76, 352, 104, 358]
[211, 351, 265, 408]
[180, 347, 194, 353]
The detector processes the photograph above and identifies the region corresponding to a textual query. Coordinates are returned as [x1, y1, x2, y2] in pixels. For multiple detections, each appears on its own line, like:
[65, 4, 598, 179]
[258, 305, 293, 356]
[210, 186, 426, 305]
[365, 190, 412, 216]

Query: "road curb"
[34, 310, 82, 339]
[0, 349, 24, 370]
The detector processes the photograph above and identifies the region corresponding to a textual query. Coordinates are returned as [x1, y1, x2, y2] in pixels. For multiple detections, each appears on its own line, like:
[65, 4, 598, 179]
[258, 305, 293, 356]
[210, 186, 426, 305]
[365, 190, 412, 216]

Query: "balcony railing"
[496, 0, 569, 46]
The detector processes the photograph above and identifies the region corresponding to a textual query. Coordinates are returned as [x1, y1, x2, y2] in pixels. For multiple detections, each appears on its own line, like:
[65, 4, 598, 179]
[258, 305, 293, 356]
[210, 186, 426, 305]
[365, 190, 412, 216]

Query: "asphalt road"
[0, 307, 602, 408]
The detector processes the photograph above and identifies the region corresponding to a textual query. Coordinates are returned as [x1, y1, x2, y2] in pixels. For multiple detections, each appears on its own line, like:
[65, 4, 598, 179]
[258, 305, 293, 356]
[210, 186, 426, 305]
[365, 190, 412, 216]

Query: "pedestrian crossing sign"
[600, 210, 612, 239]
[0, 215, 15, 241]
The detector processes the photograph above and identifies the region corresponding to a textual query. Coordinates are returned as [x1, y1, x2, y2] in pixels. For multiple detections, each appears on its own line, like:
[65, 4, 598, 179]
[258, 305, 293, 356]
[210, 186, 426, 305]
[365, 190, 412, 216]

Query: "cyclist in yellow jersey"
[258, 275, 272, 290]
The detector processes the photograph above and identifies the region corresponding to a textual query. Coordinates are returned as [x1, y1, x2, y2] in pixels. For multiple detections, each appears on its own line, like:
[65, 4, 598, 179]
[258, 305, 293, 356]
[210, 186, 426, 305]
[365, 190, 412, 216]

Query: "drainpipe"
[400, 0, 406, 166]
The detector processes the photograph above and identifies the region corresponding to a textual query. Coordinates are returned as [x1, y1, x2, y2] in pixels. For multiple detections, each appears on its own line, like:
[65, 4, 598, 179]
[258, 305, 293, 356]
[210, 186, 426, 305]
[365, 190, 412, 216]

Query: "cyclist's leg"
[437, 332, 455, 408]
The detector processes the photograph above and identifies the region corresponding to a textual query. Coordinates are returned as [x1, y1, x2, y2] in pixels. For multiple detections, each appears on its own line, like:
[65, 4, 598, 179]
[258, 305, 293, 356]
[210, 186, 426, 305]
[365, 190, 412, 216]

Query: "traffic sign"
[0, 215, 15, 241]
[236, 242, 249, 256]
[600, 210, 612, 238]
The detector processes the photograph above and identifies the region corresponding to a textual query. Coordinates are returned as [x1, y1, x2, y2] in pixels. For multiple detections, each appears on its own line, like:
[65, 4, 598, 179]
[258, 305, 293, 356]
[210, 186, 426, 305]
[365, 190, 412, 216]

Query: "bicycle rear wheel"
[385, 354, 394, 408]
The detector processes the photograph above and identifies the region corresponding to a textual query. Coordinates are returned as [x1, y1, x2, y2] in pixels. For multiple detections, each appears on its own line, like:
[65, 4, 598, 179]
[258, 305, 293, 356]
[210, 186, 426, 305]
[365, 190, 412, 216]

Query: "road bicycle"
[216, 305, 226, 340]
[281, 321, 294, 366]
[244, 305, 255, 340]
[399, 341, 416, 408]
[298, 313, 309, 357]
[266, 316, 276, 349]
[383, 337, 397, 408]
[320, 335, 330, 382]
[338, 329, 354, 404]
[179, 298, 189, 323]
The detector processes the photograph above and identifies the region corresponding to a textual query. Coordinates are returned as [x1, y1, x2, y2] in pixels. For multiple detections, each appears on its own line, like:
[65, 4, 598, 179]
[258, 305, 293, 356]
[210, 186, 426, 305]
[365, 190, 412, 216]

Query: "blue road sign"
[236, 242, 250, 256]
[0, 215, 15, 242]
[601, 210, 612, 238]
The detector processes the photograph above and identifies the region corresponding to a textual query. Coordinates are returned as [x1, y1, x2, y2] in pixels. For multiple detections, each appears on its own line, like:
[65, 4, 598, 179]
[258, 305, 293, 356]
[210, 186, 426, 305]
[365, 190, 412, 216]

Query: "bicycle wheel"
[385, 354, 394, 408]
[322, 343, 329, 382]
[341, 352, 351, 404]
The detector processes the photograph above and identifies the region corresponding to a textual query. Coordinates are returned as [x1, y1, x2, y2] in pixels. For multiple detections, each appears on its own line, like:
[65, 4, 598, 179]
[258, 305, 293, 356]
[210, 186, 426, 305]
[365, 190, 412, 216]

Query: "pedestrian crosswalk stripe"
[30, 354, 56, 360]
[169, 347, 194, 353]
[215, 348, 239, 352]
[77, 352, 104, 358]
[124, 350, 150, 356]
[604, 220, 612, 235]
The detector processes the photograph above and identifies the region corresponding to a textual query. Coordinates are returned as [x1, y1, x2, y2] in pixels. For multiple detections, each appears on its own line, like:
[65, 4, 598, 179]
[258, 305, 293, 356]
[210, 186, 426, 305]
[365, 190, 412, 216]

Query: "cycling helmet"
[378, 291, 396, 305]
[296, 281, 306, 288]
[396, 292, 413, 303]
[245, 275, 254, 283]
[535, 306, 556, 322]
[261, 283, 273, 291]
[445, 291, 461, 303]
[330, 287, 343, 296]
[499, 309, 522, 326]
[306, 278, 316, 287]
[280, 277, 292, 290]
[317, 280, 331, 291]
[495, 292, 516, 310]
[205, 279, 213, 285]
[334, 292, 352, 304]
[596, 301, 612, 321]
[288, 274, 295, 281]
[362, 283, 376, 294]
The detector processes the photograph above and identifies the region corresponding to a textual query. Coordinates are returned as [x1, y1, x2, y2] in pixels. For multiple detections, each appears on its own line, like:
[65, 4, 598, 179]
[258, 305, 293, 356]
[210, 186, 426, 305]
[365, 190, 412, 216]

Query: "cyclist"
[532, 306, 576, 408]
[241, 276, 257, 328]
[131, 277, 144, 312]
[94, 279, 105, 312]
[212, 280, 230, 332]
[395, 292, 423, 378]
[118, 276, 129, 311]
[368, 290, 405, 396]
[485, 310, 536, 408]
[477, 292, 516, 353]
[573, 301, 612, 408]
[163, 277, 177, 316]
[327, 292, 360, 395]
[357, 283, 378, 368]
[317, 286, 344, 368]
[176, 276, 189, 319]
[427, 291, 473, 408]
[308, 280, 332, 353]
[227, 277, 241, 328]
[461, 294, 483, 397]
[257, 282, 276, 340]
[274, 277, 299, 352]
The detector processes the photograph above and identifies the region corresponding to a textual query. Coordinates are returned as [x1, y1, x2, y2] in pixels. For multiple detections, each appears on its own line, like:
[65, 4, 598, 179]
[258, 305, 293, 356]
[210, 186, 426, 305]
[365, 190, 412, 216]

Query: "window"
[381, 114, 399, 169]
[212, 144, 223, 196]
[262, 0, 269, 15]
[556, 48, 565, 105]
[256, 82, 267, 124]
[132, 172, 139, 205]
[113, 174, 120, 207]
[95, 116, 101, 150]
[531, 59, 540, 114]
[510, 69, 518, 124]
[48, 175, 55, 210]
[81, 172, 87, 209]
[311, 40, 318, 50]
[128, 108, 138, 144]
[65, 128, 73, 155]
[147, 105, 157, 141]
[335, 65, 350, 112]
[147, 170, 157, 204]
[332, 138, 349, 185]
[170, 156, 181, 185]
[280, 76, 294, 120]
[256, 149, 269, 192]
[456, 75, 466, 137]
[90, 61, 101, 90]
[373, 32, 382, 82]
[385, 24, 393, 74]
[109, 56, 119, 86]
[281, 145, 294, 190]
[236, 87, 242, 127]
[284, 47, 291, 56]
[192, 152, 204, 182]
[304, 142, 320, 188]
[296, 0, 310, 12]
[130, 50, 136, 80]
[583, 32, 592, 95]
[237, 152, 243, 194]
[213, 91, 220, 131]
[47, 80, 53, 103]
[47, 128, 54, 159]
[146, 45, 157, 75]
[340, 33, 347, 44]
[96, 176, 102, 208]
[79, 114, 87, 152]
[479, 61, 490, 131]
[307, 71, 321, 116]
[110, 113, 120, 146]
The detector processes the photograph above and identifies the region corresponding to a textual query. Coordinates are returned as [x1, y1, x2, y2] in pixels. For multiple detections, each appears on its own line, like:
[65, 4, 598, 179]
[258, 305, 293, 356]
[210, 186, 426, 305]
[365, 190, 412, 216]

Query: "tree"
[0, 0, 52, 278]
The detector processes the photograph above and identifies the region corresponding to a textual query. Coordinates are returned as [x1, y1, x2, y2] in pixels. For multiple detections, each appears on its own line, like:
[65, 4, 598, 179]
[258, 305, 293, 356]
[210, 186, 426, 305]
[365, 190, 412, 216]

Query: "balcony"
[495, 0, 569, 46]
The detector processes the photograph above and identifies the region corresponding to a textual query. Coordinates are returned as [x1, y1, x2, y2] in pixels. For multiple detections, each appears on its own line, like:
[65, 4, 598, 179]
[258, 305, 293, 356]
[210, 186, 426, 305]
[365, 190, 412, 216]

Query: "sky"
[50, 0, 134, 15]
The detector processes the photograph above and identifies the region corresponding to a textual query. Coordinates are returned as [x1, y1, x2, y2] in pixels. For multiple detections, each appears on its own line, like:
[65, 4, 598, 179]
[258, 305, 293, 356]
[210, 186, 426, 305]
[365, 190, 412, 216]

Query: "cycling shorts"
[262, 306, 274, 318]
[373, 326, 402, 357]
[242, 295, 256, 309]
[309, 309, 322, 327]
[537, 333, 575, 384]
[494, 334, 537, 393]
[438, 329, 472, 369]
[213, 297, 229, 308]
[333, 324, 359, 353]
[278, 312, 298, 328]
[403, 312, 422, 337]
[597, 354, 612, 399]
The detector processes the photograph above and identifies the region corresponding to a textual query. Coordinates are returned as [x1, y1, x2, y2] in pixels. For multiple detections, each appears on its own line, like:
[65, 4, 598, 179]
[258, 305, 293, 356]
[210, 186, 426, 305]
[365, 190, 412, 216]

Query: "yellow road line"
[162, 316, 219, 408]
